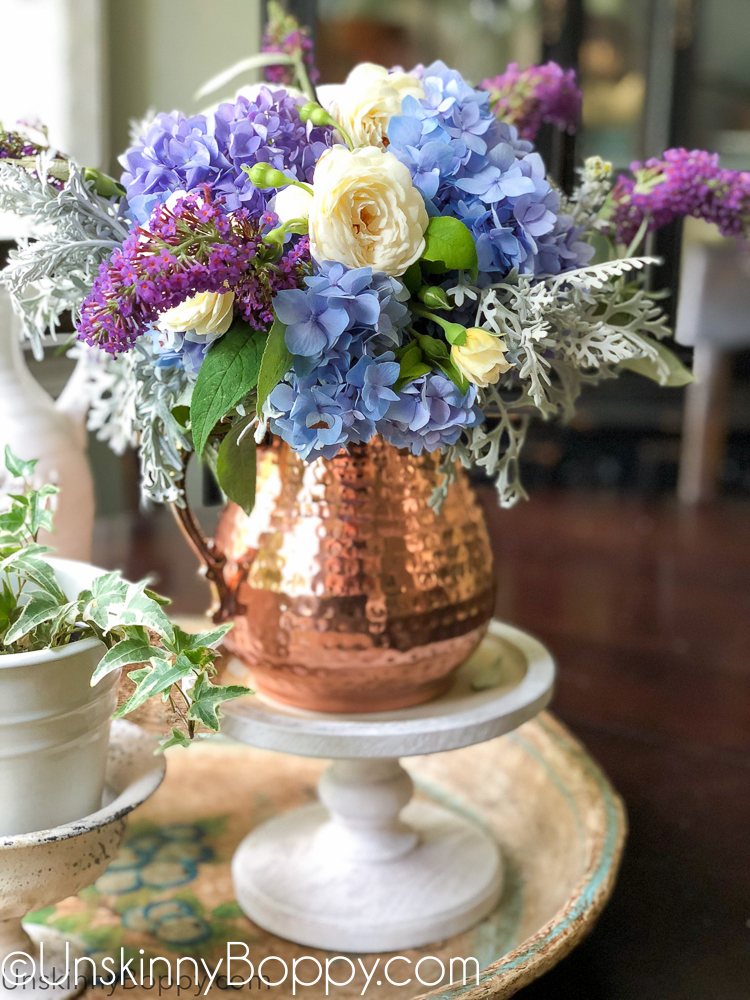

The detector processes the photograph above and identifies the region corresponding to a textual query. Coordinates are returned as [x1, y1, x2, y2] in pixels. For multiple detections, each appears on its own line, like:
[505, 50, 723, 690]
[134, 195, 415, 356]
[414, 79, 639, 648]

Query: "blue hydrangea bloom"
[387, 61, 592, 278]
[120, 87, 333, 224]
[379, 373, 482, 455]
[274, 263, 410, 376]
[148, 325, 223, 378]
[268, 263, 411, 459]
[267, 353, 400, 461]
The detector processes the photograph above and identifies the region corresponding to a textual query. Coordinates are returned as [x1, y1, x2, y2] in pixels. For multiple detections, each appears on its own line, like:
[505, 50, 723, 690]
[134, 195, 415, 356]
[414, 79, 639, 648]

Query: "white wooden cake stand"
[221, 620, 555, 953]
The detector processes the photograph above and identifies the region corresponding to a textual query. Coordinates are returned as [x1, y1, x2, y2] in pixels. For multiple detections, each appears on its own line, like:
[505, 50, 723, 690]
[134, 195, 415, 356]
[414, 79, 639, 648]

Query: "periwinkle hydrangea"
[379, 374, 482, 455]
[274, 262, 410, 375]
[120, 87, 333, 224]
[387, 61, 592, 278]
[267, 262, 412, 459]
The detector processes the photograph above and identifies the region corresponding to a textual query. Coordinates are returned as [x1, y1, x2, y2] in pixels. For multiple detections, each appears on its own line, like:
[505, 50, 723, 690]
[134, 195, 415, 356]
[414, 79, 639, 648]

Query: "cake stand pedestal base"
[232, 758, 502, 952]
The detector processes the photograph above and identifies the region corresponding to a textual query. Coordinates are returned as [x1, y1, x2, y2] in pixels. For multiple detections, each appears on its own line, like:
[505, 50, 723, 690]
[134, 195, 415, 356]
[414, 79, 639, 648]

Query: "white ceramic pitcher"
[0, 288, 95, 561]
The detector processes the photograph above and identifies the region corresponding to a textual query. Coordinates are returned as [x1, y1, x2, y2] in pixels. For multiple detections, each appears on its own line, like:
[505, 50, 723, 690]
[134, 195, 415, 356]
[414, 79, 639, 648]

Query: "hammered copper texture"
[214, 439, 495, 712]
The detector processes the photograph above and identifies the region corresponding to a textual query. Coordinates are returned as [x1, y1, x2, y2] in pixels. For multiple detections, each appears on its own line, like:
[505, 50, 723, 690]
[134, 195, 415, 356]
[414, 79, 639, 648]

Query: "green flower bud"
[243, 162, 290, 189]
[418, 286, 451, 310]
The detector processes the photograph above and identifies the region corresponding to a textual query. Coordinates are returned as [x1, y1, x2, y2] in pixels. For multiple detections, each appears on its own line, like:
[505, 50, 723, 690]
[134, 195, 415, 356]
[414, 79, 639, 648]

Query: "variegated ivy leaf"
[91, 628, 170, 685]
[0, 553, 66, 603]
[158, 728, 193, 751]
[4, 447, 37, 479]
[4, 591, 61, 644]
[169, 622, 232, 654]
[187, 672, 249, 732]
[114, 653, 197, 718]
[0, 505, 27, 536]
[111, 583, 175, 642]
[26, 485, 59, 536]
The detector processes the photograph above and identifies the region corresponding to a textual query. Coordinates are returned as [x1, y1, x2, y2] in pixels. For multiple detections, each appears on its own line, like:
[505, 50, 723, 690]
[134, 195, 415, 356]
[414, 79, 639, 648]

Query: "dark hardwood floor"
[93, 489, 750, 999]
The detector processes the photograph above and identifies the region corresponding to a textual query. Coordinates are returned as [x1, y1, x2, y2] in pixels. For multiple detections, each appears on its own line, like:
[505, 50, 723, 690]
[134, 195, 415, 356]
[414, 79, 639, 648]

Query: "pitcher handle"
[170, 497, 234, 623]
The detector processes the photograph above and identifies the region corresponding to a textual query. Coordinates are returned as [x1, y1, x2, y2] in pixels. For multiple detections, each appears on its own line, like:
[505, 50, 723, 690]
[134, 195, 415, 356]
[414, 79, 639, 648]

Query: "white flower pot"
[0, 558, 119, 837]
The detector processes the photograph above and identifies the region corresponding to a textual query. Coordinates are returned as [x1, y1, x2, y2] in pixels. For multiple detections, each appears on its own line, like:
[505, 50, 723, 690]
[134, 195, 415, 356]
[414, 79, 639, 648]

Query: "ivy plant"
[0, 447, 247, 750]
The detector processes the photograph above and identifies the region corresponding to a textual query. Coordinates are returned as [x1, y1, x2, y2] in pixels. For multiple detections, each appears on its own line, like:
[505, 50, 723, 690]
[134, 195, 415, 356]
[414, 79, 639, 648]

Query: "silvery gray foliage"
[69, 339, 191, 507]
[67, 342, 139, 456]
[0, 154, 129, 358]
[561, 155, 615, 231]
[430, 256, 671, 510]
[476, 257, 664, 414]
[133, 343, 192, 506]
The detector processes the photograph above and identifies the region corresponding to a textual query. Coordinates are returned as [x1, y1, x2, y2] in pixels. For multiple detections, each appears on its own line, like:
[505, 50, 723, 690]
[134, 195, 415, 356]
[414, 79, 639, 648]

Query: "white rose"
[272, 184, 314, 226]
[327, 62, 425, 148]
[451, 328, 512, 388]
[308, 145, 429, 276]
[158, 291, 235, 337]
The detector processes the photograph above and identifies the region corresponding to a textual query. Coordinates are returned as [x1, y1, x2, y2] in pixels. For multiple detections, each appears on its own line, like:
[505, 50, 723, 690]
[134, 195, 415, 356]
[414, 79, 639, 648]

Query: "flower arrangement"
[0, 447, 246, 750]
[2, 7, 749, 516]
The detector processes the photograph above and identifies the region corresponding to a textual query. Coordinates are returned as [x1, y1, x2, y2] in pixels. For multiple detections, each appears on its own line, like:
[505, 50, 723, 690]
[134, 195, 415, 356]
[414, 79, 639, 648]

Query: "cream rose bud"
[158, 290, 235, 337]
[308, 145, 429, 277]
[337, 63, 425, 148]
[451, 329, 513, 388]
[272, 184, 314, 226]
[329, 62, 425, 148]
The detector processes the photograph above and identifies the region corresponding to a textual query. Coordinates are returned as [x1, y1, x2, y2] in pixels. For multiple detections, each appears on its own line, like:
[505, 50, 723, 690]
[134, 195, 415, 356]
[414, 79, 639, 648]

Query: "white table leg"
[232, 757, 503, 953]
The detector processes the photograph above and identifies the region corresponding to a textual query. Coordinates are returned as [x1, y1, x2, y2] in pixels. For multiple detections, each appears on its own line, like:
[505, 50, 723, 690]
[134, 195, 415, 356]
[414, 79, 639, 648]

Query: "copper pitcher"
[176, 438, 495, 713]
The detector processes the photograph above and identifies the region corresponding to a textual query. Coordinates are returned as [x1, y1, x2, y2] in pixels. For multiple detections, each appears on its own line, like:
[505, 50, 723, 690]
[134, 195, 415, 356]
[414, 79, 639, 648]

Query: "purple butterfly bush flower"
[76, 192, 256, 354]
[480, 62, 582, 142]
[261, 0, 319, 87]
[608, 148, 750, 246]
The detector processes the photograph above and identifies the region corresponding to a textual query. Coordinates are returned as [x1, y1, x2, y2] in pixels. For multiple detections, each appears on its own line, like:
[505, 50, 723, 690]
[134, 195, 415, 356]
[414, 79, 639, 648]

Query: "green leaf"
[190, 319, 266, 456]
[421, 216, 478, 273]
[4, 591, 61, 644]
[187, 673, 249, 732]
[414, 333, 449, 361]
[403, 262, 422, 295]
[0, 554, 66, 602]
[114, 653, 196, 718]
[0, 579, 16, 635]
[170, 622, 232, 654]
[158, 728, 193, 751]
[0, 504, 27, 535]
[256, 318, 292, 418]
[170, 405, 190, 429]
[619, 337, 694, 387]
[396, 341, 432, 391]
[4, 447, 37, 479]
[144, 588, 171, 606]
[216, 416, 257, 515]
[91, 633, 169, 685]
[434, 357, 470, 394]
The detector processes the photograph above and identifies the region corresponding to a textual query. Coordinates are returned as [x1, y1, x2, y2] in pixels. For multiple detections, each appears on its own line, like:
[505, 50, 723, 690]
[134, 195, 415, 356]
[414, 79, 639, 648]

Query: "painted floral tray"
[28, 712, 625, 999]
